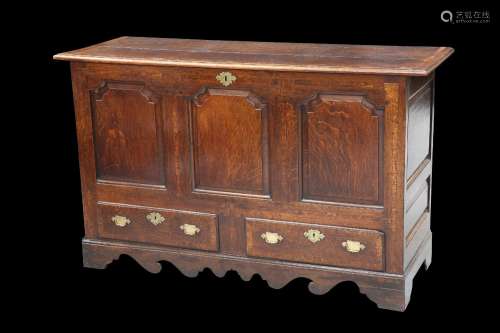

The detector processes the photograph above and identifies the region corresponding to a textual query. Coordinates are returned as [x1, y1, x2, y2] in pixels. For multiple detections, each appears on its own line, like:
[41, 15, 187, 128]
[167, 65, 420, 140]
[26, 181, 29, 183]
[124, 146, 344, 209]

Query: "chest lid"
[54, 36, 453, 76]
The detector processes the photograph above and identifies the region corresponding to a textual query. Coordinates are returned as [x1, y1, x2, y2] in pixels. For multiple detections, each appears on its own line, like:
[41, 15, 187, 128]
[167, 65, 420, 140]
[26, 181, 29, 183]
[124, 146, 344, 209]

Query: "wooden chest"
[54, 37, 453, 311]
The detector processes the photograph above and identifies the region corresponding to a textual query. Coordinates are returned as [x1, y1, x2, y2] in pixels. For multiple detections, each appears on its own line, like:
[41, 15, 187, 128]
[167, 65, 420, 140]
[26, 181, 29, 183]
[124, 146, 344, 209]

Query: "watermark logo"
[441, 9, 490, 24]
[441, 10, 453, 22]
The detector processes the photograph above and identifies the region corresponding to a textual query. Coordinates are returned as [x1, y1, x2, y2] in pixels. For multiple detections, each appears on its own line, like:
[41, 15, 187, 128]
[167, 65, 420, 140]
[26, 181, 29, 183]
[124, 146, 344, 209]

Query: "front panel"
[72, 63, 404, 273]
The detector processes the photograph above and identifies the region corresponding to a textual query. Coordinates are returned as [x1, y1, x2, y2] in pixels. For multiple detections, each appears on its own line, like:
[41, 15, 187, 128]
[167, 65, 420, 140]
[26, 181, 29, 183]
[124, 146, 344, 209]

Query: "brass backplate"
[216, 71, 237, 86]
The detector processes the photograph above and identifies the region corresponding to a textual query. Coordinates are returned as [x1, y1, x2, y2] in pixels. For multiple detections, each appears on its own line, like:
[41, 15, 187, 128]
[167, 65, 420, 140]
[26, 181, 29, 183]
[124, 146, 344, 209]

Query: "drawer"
[246, 218, 384, 271]
[97, 203, 219, 251]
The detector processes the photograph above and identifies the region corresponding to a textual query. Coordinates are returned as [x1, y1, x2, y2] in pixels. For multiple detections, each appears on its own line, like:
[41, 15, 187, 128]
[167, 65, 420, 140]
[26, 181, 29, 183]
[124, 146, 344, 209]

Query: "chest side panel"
[404, 75, 434, 269]
[407, 85, 432, 178]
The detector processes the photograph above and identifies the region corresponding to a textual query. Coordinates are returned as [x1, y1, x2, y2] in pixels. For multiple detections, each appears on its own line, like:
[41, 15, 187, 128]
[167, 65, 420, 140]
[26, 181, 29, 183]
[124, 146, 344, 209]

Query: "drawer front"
[246, 218, 384, 271]
[97, 203, 219, 251]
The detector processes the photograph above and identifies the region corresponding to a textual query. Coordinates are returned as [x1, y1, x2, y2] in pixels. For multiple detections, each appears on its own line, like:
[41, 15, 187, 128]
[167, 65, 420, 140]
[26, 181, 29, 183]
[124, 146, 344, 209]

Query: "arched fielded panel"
[300, 94, 383, 206]
[190, 88, 269, 197]
[91, 81, 165, 186]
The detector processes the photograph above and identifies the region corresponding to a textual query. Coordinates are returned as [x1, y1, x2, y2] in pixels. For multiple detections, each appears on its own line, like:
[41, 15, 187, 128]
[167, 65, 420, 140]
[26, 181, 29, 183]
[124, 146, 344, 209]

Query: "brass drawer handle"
[180, 223, 200, 236]
[146, 212, 165, 225]
[216, 71, 236, 87]
[342, 240, 366, 253]
[111, 215, 131, 227]
[304, 229, 325, 243]
[261, 232, 283, 244]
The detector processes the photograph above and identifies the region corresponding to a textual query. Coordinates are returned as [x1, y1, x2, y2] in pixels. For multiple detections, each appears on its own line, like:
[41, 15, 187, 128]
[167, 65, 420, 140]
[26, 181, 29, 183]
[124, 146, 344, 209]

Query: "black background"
[25, 3, 497, 324]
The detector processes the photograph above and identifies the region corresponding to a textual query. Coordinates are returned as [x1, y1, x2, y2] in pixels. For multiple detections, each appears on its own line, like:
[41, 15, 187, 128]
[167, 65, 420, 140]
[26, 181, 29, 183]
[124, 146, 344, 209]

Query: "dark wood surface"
[97, 202, 219, 251]
[91, 81, 165, 186]
[406, 78, 433, 178]
[246, 217, 384, 271]
[191, 88, 269, 197]
[404, 75, 435, 268]
[54, 36, 454, 75]
[55, 37, 452, 311]
[300, 94, 383, 205]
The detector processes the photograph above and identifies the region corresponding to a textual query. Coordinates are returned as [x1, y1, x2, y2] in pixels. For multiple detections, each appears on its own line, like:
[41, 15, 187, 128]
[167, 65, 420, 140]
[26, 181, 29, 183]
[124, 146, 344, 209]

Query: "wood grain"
[91, 81, 165, 186]
[55, 37, 453, 311]
[189, 88, 269, 197]
[246, 217, 384, 271]
[300, 94, 383, 205]
[97, 202, 219, 251]
[54, 36, 454, 76]
[82, 236, 432, 311]
[407, 82, 432, 179]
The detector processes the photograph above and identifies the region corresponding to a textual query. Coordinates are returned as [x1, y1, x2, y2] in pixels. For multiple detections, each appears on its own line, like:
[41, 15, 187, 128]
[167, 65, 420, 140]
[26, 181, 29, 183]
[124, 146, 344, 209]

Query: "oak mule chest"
[54, 37, 453, 311]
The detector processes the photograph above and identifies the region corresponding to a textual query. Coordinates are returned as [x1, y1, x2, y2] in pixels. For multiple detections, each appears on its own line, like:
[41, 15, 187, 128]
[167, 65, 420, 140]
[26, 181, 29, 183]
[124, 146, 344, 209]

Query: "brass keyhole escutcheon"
[216, 71, 237, 87]
[304, 229, 325, 243]
[146, 212, 165, 226]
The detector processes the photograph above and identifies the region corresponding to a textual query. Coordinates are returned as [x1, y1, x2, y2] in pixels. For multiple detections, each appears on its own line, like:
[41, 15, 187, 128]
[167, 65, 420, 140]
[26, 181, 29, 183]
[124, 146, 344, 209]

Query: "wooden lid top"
[54, 36, 453, 76]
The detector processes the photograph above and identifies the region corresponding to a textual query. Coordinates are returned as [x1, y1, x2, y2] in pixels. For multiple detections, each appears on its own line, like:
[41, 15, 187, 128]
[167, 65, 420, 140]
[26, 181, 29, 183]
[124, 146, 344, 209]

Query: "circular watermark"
[441, 10, 453, 22]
